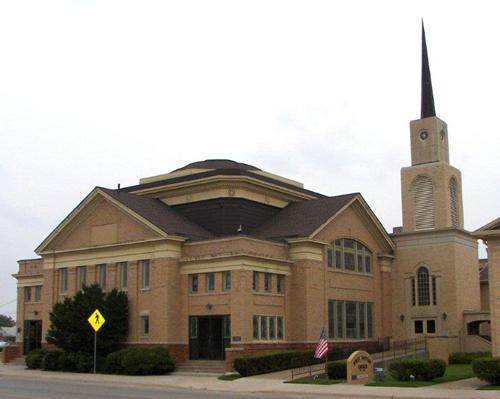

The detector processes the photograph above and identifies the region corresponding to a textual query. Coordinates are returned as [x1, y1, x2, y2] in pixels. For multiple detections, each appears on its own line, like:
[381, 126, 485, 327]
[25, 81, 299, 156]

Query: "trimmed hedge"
[25, 349, 48, 369]
[389, 359, 446, 381]
[472, 357, 500, 385]
[449, 352, 491, 365]
[233, 350, 322, 377]
[327, 360, 347, 380]
[56, 352, 95, 373]
[104, 347, 175, 375]
[41, 351, 63, 371]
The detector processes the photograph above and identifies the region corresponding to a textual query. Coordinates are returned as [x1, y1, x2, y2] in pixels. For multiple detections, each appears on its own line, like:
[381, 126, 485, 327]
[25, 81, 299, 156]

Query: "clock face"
[419, 130, 429, 140]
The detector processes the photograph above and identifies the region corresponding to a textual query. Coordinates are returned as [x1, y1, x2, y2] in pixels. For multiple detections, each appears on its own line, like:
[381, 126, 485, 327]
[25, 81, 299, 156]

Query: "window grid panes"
[329, 239, 373, 273]
[328, 300, 374, 339]
[60, 268, 68, 293]
[264, 273, 271, 292]
[253, 315, 284, 340]
[190, 274, 198, 293]
[34, 286, 42, 302]
[118, 262, 128, 290]
[78, 266, 87, 289]
[277, 275, 284, 294]
[140, 260, 150, 289]
[223, 271, 231, 291]
[417, 267, 430, 306]
[206, 272, 215, 292]
[96, 264, 106, 290]
[24, 287, 31, 302]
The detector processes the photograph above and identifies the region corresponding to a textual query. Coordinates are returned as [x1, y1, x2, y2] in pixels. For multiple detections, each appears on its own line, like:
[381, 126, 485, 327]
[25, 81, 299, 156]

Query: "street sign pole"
[93, 330, 97, 374]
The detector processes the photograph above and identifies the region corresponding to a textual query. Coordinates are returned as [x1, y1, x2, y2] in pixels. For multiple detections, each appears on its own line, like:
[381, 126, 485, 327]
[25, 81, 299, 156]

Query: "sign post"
[88, 309, 106, 374]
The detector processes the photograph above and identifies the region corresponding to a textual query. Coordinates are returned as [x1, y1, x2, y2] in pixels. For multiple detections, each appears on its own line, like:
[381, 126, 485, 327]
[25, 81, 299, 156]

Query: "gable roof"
[99, 188, 214, 240]
[252, 193, 358, 240]
[36, 187, 214, 254]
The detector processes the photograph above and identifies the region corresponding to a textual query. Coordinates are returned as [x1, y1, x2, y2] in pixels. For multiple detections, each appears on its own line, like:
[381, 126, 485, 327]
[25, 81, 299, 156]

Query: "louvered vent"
[412, 175, 435, 230]
[450, 177, 459, 227]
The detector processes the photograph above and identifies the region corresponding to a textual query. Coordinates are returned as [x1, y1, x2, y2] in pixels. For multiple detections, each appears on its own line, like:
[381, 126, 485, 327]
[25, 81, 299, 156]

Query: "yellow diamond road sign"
[88, 309, 106, 332]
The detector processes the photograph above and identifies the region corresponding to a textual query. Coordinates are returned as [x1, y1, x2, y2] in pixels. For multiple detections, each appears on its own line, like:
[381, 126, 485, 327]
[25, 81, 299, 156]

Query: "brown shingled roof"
[173, 159, 260, 172]
[100, 188, 214, 240]
[252, 193, 359, 240]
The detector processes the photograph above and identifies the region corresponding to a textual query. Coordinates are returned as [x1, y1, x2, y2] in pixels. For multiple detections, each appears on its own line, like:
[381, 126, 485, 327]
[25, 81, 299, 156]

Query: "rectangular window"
[269, 317, 276, 340]
[60, 268, 68, 293]
[118, 262, 128, 290]
[328, 300, 373, 339]
[223, 271, 231, 291]
[260, 316, 268, 339]
[206, 272, 215, 292]
[96, 264, 106, 290]
[414, 320, 424, 334]
[427, 319, 436, 334]
[253, 316, 259, 339]
[264, 273, 272, 292]
[344, 253, 356, 271]
[253, 271, 259, 291]
[34, 286, 42, 302]
[141, 315, 150, 336]
[327, 249, 334, 268]
[411, 278, 416, 306]
[77, 266, 87, 289]
[140, 260, 150, 289]
[335, 251, 342, 269]
[277, 316, 284, 340]
[277, 275, 284, 294]
[190, 274, 199, 293]
[189, 317, 198, 338]
[24, 287, 32, 302]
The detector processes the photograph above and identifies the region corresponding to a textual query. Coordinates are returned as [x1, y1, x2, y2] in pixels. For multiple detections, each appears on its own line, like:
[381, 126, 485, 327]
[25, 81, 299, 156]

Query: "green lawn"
[367, 364, 474, 388]
[478, 385, 500, 390]
[287, 377, 344, 385]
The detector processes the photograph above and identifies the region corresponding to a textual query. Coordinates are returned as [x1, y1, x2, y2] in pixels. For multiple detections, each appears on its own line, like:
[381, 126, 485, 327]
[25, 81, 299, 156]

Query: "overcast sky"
[1, 1, 499, 320]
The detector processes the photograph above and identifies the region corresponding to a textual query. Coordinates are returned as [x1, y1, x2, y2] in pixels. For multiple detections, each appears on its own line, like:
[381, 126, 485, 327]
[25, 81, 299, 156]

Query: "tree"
[46, 284, 128, 356]
[0, 314, 15, 327]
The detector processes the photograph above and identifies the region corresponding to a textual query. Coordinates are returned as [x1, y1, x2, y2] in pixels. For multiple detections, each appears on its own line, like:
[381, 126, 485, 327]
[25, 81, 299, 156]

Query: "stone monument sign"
[347, 350, 374, 384]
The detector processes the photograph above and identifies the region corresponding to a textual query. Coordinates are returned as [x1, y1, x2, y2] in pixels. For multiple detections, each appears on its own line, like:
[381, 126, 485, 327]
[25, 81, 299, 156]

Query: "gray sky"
[1, 1, 499, 320]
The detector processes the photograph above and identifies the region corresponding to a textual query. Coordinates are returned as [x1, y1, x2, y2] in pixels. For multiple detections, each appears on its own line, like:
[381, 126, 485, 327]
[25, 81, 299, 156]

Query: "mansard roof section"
[122, 159, 325, 200]
[35, 187, 213, 254]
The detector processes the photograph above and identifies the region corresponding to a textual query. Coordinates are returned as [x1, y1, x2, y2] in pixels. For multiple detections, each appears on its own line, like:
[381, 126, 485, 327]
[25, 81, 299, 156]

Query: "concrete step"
[6, 356, 26, 366]
[176, 360, 225, 374]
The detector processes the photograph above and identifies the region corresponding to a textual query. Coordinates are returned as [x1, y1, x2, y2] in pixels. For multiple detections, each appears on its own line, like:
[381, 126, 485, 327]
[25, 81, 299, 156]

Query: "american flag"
[314, 328, 328, 359]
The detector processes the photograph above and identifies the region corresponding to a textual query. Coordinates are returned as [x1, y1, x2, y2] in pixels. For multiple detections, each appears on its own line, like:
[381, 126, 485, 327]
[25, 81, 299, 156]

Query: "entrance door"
[23, 320, 42, 354]
[189, 315, 230, 360]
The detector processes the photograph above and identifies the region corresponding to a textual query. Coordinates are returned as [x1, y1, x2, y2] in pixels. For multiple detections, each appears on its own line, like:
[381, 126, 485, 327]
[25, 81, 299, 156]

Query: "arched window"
[412, 175, 435, 230]
[327, 239, 372, 273]
[449, 177, 459, 227]
[411, 266, 437, 307]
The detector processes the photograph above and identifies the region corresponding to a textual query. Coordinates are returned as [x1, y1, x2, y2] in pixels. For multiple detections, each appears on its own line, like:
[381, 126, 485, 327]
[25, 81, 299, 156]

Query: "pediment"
[37, 189, 166, 254]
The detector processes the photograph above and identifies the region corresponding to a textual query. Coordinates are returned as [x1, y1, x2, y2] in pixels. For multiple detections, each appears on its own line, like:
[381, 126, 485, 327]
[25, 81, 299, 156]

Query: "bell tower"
[401, 23, 464, 232]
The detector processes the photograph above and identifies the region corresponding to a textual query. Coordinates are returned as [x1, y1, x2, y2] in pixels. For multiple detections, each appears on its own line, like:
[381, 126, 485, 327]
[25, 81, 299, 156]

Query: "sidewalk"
[0, 363, 498, 399]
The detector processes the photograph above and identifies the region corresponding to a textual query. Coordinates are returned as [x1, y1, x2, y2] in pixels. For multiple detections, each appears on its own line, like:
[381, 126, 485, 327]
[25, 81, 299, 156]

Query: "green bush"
[389, 359, 446, 381]
[75, 352, 94, 373]
[41, 351, 63, 371]
[327, 360, 347, 380]
[472, 357, 500, 385]
[104, 347, 174, 375]
[449, 352, 491, 364]
[233, 350, 322, 377]
[57, 352, 79, 372]
[25, 349, 48, 369]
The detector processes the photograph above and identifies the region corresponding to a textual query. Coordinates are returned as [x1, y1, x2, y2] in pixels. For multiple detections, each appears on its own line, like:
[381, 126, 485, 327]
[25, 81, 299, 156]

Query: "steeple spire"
[421, 21, 436, 118]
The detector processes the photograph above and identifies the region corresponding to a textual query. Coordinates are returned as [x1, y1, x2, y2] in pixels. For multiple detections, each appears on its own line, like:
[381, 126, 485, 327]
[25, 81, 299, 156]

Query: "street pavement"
[1, 363, 499, 399]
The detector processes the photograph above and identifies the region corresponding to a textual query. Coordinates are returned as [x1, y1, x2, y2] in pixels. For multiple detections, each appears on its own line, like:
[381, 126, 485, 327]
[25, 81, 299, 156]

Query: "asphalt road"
[0, 376, 309, 399]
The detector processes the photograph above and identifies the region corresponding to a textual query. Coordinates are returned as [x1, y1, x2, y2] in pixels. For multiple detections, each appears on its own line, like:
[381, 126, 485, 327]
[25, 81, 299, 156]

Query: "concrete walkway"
[0, 363, 497, 399]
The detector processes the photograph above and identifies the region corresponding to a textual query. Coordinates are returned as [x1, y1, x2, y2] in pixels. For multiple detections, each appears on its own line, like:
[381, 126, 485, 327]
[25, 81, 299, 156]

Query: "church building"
[13, 26, 494, 370]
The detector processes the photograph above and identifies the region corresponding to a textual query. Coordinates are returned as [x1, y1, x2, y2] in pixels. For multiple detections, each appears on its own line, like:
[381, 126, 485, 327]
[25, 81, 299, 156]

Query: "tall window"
[35, 286, 42, 302]
[277, 275, 285, 294]
[77, 266, 87, 289]
[411, 266, 437, 306]
[223, 271, 231, 291]
[206, 272, 215, 292]
[253, 271, 259, 291]
[96, 264, 106, 290]
[140, 260, 150, 289]
[449, 177, 459, 227]
[140, 315, 149, 336]
[190, 274, 199, 293]
[264, 273, 272, 292]
[24, 287, 32, 302]
[118, 262, 128, 290]
[60, 268, 68, 293]
[412, 175, 435, 230]
[328, 300, 373, 339]
[327, 239, 372, 273]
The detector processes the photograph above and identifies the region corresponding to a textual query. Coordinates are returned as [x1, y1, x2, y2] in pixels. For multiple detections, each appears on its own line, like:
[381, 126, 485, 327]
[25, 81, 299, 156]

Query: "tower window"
[449, 177, 459, 227]
[412, 175, 435, 230]
[412, 266, 437, 307]
[417, 267, 430, 306]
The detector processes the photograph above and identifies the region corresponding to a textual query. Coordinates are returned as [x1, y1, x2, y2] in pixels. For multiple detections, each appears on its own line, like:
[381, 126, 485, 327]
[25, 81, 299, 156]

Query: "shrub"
[57, 351, 79, 372]
[327, 360, 347, 380]
[472, 357, 500, 385]
[25, 349, 48, 369]
[75, 352, 94, 373]
[389, 359, 446, 381]
[41, 351, 63, 371]
[104, 347, 174, 375]
[233, 350, 322, 377]
[449, 352, 491, 364]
